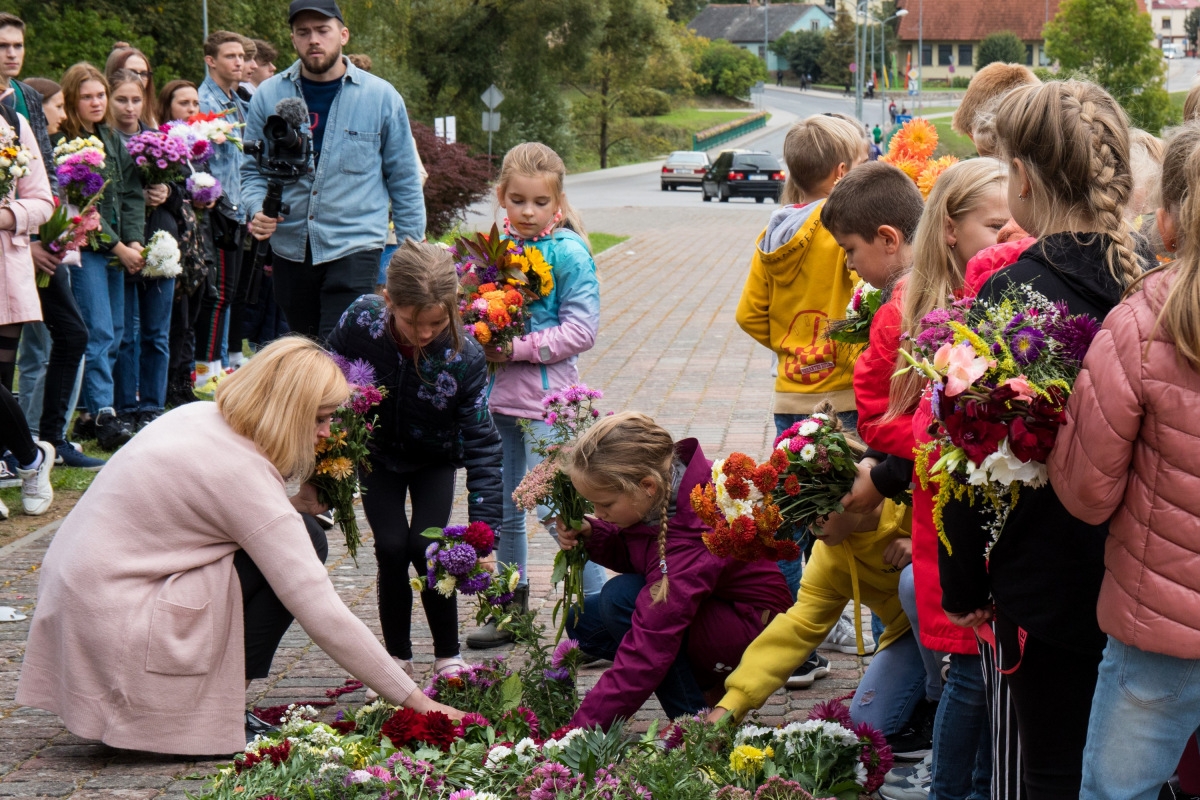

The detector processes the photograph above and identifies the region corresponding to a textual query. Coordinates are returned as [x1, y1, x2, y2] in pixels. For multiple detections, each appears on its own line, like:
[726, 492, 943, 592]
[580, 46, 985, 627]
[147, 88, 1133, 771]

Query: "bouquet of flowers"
[161, 119, 217, 165]
[36, 197, 104, 287]
[880, 117, 958, 198]
[900, 287, 1101, 555]
[312, 357, 387, 561]
[417, 522, 522, 623]
[186, 171, 222, 205]
[125, 130, 192, 184]
[53, 136, 107, 206]
[825, 279, 883, 345]
[453, 223, 554, 355]
[140, 230, 182, 279]
[184, 108, 244, 151]
[512, 385, 604, 638]
[772, 411, 861, 537]
[691, 451, 789, 562]
[0, 126, 32, 203]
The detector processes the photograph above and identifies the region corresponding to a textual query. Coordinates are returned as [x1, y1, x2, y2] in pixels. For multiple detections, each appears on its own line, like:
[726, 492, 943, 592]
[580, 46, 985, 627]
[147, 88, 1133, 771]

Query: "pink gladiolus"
[1003, 376, 1035, 402]
[934, 342, 989, 397]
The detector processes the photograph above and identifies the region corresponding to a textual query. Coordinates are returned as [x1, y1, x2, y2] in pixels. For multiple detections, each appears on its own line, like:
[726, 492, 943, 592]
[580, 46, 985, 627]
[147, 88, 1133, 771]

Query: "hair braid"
[649, 492, 671, 604]
[1079, 100, 1143, 287]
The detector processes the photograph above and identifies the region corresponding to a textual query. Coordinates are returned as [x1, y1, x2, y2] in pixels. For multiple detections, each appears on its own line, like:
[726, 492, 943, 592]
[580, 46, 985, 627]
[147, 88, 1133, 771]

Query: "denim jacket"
[198, 75, 247, 222]
[239, 58, 426, 265]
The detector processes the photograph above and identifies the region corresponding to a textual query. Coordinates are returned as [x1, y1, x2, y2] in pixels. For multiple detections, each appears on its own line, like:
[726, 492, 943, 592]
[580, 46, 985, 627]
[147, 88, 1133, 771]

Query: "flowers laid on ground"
[417, 522, 522, 624]
[139, 230, 182, 279]
[900, 288, 1101, 555]
[453, 223, 554, 354]
[312, 356, 387, 560]
[880, 118, 957, 197]
[125, 130, 192, 184]
[186, 171, 222, 205]
[512, 385, 606, 638]
[0, 125, 32, 203]
[199, 654, 888, 800]
[825, 280, 883, 345]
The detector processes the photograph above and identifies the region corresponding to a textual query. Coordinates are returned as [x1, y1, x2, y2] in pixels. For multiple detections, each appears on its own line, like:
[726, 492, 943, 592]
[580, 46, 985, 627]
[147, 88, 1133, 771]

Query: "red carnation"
[943, 412, 1007, 464]
[381, 706, 427, 748]
[1007, 416, 1058, 463]
[418, 710, 459, 752]
[463, 521, 496, 555]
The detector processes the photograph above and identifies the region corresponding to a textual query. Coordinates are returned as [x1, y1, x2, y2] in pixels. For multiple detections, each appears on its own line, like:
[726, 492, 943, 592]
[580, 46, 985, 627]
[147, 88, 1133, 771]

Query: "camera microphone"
[275, 97, 310, 133]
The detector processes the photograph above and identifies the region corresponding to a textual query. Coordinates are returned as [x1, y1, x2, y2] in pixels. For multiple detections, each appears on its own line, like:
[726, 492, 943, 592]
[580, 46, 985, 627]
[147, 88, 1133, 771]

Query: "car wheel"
[756, 196, 765, 204]
[661, 183, 668, 191]
[669, 184, 678, 191]
[719, 184, 730, 202]
[702, 189, 712, 202]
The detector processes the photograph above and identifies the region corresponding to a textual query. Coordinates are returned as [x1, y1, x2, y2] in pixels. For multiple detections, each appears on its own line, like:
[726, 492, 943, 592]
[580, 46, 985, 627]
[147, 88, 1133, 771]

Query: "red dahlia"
[381, 706, 427, 747]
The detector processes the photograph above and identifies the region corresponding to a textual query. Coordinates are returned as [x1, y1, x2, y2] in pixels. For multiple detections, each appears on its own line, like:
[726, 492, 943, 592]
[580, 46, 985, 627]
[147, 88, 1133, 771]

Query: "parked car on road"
[660, 150, 711, 190]
[701, 150, 785, 203]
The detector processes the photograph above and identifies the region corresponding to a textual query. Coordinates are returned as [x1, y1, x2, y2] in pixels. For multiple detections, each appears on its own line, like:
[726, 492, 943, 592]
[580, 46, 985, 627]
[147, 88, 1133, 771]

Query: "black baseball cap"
[288, 0, 344, 24]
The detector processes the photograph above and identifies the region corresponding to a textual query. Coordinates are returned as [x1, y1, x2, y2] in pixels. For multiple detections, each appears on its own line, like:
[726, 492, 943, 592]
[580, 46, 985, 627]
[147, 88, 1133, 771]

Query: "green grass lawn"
[647, 107, 751, 131]
[1172, 89, 1188, 120]
[932, 120, 978, 159]
[590, 233, 629, 255]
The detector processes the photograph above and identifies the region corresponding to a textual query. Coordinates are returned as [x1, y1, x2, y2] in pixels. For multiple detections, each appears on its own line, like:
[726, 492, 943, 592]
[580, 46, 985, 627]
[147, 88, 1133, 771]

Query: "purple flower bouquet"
[185, 171, 222, 205]
[125, 130, 191, 185]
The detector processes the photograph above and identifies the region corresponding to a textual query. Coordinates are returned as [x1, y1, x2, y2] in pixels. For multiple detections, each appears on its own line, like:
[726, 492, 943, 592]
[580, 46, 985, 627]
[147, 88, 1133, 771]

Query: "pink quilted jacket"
[1049, 269, 1200, 659]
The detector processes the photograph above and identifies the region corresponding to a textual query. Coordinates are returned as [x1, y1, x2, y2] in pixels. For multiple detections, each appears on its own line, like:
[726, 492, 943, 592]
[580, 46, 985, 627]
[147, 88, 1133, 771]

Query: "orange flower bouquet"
[691, 451, 795, 562]
[881, 117, 957, 198]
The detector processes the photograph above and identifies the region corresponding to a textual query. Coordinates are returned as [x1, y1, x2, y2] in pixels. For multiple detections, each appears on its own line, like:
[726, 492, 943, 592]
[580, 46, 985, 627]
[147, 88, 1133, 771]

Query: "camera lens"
[264, 116, 303, 153]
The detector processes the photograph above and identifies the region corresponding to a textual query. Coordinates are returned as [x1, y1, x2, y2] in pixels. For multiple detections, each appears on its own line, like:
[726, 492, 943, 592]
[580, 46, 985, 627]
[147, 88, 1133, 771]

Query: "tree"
[1187, 7, 1200, 53]
[772, 29, 825, 81]
[820, 9, 856, 88]
[694, 38, 767, 98]
[1044, 0, 1176, 133]
[666, 0, 708, 22]
[976, 31, 1027, 69]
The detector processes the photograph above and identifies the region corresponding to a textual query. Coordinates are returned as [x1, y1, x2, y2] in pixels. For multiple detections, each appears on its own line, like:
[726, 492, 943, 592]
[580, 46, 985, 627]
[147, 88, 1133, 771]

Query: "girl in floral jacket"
[329, 240, 503, 680]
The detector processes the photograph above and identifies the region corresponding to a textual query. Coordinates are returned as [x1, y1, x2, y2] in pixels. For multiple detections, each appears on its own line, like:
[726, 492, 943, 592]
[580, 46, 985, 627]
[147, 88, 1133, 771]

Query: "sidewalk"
[0, 208, 869, 799]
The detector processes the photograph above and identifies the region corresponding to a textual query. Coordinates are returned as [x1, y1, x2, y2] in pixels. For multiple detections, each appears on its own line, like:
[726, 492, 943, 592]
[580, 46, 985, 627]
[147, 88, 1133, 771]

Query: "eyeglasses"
[129, 69, 152, 80]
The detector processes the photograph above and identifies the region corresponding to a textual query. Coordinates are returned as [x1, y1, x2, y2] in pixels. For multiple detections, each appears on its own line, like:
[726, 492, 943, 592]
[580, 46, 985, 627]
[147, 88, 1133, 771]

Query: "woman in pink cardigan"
[16, 337, 461, 756]
[1049, 122, 1200, 800]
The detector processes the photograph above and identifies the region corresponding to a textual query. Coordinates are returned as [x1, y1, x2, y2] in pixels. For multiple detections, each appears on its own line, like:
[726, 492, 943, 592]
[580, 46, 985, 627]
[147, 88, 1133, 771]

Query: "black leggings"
[235, 513, 328, 680]
[361, 465, 459, 660]
[37, 264, 88, 444]
[997, 612, 1103, 800]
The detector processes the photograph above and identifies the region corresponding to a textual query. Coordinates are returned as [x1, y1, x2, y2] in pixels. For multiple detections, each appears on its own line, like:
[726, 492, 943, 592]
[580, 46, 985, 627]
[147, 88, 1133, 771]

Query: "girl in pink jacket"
[1051, 121, 1200, 800]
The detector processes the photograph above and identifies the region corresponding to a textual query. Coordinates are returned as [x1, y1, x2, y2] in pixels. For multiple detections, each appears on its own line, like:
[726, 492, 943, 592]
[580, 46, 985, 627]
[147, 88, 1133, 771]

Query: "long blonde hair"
[889, 158, 1008, 418]
[995, 80, 1140, 287]
[496, 142, 590, 251]
[564, 412, 676, 604]
[216, 336, 348, 480]
[385, 238, 463, 363]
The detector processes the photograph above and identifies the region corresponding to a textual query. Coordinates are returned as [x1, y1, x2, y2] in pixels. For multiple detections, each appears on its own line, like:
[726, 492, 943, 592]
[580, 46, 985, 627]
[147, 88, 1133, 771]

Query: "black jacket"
[328, 294, 503, 529]
[938, 233, 1135, 654]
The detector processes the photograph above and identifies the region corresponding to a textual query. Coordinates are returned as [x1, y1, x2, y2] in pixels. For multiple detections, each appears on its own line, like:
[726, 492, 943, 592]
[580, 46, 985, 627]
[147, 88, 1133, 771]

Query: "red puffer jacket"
[1049, 270, 1200, 658]
[854, 282, 912, 458]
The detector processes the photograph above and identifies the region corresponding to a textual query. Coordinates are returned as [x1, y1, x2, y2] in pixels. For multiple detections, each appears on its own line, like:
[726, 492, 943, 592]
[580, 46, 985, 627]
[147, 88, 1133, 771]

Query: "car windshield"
[667, 153, 707, 165]
[733, 155, 780, 170]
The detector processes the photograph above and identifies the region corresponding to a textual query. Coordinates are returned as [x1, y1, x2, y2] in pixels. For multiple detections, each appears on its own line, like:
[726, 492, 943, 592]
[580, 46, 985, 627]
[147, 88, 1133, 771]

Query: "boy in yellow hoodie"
[709, 499, 929, 740]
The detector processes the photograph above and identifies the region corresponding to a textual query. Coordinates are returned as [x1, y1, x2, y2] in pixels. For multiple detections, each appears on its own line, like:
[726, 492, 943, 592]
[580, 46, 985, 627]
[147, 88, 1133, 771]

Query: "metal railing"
[693, 112, 769, 151]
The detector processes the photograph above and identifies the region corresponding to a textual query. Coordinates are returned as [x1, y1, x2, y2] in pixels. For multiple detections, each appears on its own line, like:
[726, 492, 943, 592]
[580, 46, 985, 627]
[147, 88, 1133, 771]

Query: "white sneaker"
[0, 494, 8, 520]
[879, 763, 932, 799]
[18, 441, 54, 516]
[433, 656, 472, 678]
[822, 607, 876, 654]
[885, 752, 932, 785]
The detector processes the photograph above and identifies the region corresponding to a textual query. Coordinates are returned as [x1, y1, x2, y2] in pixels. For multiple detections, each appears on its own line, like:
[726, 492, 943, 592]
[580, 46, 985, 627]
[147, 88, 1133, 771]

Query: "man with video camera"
[242, 0, 426, 341]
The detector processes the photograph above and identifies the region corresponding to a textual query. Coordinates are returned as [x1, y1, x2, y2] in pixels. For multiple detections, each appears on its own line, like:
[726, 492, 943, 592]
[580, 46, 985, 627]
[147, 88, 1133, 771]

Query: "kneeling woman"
[16, 337, 461, 755]
[558, 412, 794, 730]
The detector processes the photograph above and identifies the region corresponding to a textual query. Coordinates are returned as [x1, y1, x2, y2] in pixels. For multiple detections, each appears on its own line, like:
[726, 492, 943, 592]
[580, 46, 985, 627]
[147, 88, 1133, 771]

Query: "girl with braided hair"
[556, 411, 792, 731]
[937, 80, 1149, 800]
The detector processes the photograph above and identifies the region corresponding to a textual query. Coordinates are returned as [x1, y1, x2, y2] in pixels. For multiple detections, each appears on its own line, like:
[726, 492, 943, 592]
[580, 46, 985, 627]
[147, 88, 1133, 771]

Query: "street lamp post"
[855, 0, 866, 120]
[879, 9, 909, 125]
[917, 0, 923, 110]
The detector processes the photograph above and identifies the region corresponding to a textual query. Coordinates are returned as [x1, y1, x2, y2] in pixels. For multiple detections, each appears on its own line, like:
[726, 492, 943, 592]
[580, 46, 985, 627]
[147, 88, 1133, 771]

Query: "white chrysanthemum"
[798, 420, 820, 437]
[409, 577, 424, 592]
[734, 724, 775, 745]
[514, 737, 539, 763]
[436, 575, 457, 597]
[190, 171, 217, 189]
[855, 762, 868, 785]
[142, 230, 182, 279]
[800, 444, 817, 462]
[318, 763, 340, 774]
[325, 746, 344, 762]
[485, 745, 513, 768]
[811, 413, 830, 421]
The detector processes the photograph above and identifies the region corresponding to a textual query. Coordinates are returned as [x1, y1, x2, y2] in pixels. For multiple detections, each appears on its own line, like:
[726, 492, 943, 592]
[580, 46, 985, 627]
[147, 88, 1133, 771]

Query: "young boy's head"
[951, 62, 1040, 152]
[783, 114, 867, 202]
[820, 161, 924, 286]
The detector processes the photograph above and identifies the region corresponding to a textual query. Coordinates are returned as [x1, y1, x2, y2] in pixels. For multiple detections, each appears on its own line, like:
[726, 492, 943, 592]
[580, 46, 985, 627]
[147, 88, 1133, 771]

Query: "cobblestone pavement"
[0, 206, 869, 798]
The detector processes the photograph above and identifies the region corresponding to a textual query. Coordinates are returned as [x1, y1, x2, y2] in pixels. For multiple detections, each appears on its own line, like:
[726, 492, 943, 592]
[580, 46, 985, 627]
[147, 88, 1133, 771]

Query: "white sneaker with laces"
[822, 607, 876, 654]
[18, 442, 54, 516]
[879, 764, 932, 799]
[885, 752, 932, 785]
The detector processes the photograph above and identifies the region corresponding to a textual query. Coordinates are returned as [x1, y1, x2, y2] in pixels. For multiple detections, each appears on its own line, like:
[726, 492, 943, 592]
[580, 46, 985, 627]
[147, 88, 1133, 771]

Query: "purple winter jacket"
[570, 439, 794, 730]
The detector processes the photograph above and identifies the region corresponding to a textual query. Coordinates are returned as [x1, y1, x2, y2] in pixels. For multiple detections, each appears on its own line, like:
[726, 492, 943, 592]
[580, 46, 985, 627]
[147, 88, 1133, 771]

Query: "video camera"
[242, 96, 313, 304]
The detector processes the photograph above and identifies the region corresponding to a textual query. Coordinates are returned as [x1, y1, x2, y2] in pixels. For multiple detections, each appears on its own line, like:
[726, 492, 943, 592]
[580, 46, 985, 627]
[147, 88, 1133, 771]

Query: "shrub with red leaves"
[411, 122, 492, 239]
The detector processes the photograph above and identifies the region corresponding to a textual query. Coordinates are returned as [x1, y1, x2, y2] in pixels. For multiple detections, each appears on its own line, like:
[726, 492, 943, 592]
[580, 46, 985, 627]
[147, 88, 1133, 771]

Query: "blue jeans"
[116, 277, 175, 413]
[1080, 637, 1200, 800]
[16, 322, 49, 433]
[899, 563, 945, 702]
[494, 412, 607, 594]
[565, 572, 705, 721]
[377, 243, 398, 286]
[931, 652, 991, 800]
[71, 250, 125, 414]
[849, 627, 928, 737]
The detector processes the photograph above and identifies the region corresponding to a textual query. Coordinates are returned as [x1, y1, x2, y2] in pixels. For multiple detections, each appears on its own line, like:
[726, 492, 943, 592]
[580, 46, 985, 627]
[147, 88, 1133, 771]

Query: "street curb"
[0, 517, 63, 559]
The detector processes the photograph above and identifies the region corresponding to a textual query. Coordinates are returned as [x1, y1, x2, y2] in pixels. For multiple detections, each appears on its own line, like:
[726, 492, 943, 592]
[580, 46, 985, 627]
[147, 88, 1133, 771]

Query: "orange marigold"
[881, 154, 924, 182]
[478, 283, 498, 294]
[473, 322, 492, 344]
[917, 155, 959, 198]
[504, 289, 523, 306]
[487, 307, 512, 327]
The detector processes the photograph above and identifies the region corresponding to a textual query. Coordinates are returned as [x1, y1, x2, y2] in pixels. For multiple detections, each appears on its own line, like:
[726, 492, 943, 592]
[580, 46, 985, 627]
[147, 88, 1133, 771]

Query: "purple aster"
[543, 667, 571, 682]
[443, 524, 468, 539]
[438, 543, 478, 576]
[1047, 313, 1101, 364]
[915, 325, 956, 351]
[425, 541, 440, 560]
[1009, 327, 1046, 365]
[329, 351, 351, 376]
[1003, 312, 1027, 333]
[491, 590, 515, 606]
[551, 638, 579, 668]
[459, 571, 492, 594]
[342, 357, 377, 388]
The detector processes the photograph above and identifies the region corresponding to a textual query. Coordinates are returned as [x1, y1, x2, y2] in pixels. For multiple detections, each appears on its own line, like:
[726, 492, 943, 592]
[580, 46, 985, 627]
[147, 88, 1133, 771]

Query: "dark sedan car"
[701, 151, 785, 203]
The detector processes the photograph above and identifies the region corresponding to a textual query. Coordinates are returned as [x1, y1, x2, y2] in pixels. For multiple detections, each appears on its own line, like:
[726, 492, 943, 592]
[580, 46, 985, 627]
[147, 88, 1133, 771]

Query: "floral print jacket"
[329, 294, 503, 529]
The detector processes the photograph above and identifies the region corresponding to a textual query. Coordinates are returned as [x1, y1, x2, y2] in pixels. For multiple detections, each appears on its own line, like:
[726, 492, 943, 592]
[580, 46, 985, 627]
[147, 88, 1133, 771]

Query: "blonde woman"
[16, 337, 462, 756]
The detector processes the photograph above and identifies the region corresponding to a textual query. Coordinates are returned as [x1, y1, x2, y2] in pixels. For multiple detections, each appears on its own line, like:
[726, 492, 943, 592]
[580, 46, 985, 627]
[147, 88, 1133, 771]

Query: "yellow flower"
[317, 456, 354, 480]
[730, 744, 767, 775]
[410, 577, 425, 592]
[918, 156, 959, 198]
[525, 246, 555, 296]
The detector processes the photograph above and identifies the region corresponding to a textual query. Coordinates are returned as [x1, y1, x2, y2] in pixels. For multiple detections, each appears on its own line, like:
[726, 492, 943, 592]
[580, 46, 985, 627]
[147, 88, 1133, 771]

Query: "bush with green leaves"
[695, 39, 768, 98]
[976, 31, 1027, 70]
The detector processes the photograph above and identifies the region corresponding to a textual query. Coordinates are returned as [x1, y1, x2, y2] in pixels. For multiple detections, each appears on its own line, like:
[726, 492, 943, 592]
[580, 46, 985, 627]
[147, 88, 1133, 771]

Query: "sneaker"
[879, 768, 932, 799]
[71, 412, 96, 442]
[244, 710, 279, 743]
[887, 698, 938, 761]
[135, 410, 162, 432]
[885, 753, 932, 785]
[53, 441, 106, 471]
[17, 441, 55, 515]
[785, 652, 830, 689]
[95, 408, 134, 451]
[0, 454, 19, 488]
[822, 608, 876, 655]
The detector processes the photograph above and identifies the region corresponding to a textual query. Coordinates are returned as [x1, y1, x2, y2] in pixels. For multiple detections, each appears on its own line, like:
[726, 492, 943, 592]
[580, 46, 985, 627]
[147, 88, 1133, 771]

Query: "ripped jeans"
[849, 628, 929, 736]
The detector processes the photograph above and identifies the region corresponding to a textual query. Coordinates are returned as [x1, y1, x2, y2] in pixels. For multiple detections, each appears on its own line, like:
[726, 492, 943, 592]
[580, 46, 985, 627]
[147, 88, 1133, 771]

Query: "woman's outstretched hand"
[403, 687, 465, 721]
[555, 517, 592, 551]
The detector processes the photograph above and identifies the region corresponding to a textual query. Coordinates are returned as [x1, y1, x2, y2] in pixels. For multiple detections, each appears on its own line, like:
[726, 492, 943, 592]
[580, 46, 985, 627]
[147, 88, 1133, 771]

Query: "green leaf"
[550, 549, 570, 585]
[500, 673, 523, 710]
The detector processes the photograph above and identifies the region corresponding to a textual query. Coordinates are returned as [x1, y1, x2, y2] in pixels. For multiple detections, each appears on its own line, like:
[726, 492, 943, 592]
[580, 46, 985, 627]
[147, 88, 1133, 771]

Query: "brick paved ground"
[0, 206, 870, 798]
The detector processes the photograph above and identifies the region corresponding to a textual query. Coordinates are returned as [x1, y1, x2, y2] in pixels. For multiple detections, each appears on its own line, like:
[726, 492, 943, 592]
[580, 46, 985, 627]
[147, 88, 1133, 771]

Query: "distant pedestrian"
[872, 123, 882, 144]
[888, 100, 897, 123]
[776, 69, 784, 87]
[844, 79, 852, 96]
